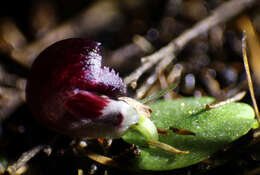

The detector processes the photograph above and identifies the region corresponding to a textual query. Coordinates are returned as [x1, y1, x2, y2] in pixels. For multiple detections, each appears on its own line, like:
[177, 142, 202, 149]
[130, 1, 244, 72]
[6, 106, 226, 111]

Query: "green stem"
[131, 115, 159, 141]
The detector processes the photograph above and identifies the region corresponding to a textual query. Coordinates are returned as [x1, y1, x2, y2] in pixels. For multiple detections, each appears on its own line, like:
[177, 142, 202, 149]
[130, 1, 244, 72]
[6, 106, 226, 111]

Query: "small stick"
[242, 32, 260, 125]
[132, 35, 154, 53]
[201, 69, 222, 98]
[86, 152, 118, 168]
[136, 72, 158, 99]
[206, 91, 246, 109]
[136, 60, 183, 99]
[237, 16, 260, 85]
[106, 44, 147, 70]
[82, 151, 133, 171]
[0, 18, 27, 52]
[106, 35, 154, 70]
[221, 80, 248, 99]
[147, 140, 189, 154]
[157, 128, 169, 135]
[7, 145, 44, 175]
[169, 126, 196, 136]
[158, 72, 171, 100]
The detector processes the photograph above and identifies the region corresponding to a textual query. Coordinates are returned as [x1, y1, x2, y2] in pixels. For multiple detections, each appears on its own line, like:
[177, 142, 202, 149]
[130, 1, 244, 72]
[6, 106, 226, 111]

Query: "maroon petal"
[64, 90, 109, 120]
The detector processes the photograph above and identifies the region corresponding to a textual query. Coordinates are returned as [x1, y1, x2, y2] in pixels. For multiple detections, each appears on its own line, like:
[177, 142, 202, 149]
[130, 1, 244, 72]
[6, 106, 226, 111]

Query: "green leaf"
[122, 97, 256, 171]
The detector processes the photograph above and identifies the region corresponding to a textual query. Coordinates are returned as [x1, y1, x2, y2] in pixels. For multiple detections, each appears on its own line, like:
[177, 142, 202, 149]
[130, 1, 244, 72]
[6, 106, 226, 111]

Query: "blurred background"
[0, 0, 260, 175]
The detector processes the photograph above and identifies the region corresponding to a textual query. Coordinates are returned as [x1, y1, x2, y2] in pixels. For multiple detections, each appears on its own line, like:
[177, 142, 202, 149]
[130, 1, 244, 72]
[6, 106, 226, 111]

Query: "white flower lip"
[101, 99, 140, 137]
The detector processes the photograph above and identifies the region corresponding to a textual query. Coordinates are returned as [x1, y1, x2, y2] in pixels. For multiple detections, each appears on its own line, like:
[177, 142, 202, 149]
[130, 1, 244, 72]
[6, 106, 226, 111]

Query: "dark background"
[0, 0, 260, 175]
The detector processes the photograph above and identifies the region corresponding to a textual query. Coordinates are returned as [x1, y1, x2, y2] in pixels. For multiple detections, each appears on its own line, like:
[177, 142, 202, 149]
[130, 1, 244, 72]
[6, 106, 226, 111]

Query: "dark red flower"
[26, 39, 139, 138]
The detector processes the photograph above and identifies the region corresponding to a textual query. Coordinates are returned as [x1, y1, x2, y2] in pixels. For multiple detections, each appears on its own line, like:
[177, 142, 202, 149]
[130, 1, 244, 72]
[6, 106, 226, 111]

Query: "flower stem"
[131, 115, 159, 141]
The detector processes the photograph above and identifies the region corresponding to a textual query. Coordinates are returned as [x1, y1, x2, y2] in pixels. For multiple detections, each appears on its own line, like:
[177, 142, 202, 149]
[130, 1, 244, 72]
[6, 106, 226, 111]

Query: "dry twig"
[7, 145, 44, 175]
[206, 91, 246, 109]
[124, 0, 258, 86]
[75, 149, 133, 171]
[7, 0, 122, 67]
[147, 140, 189, 154]
[242, 32, 260, 124]
[105, 35, 154, 70]
[136, 63, 183, 99]
[237, 16, 260, 85]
